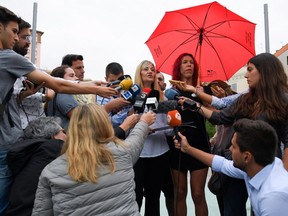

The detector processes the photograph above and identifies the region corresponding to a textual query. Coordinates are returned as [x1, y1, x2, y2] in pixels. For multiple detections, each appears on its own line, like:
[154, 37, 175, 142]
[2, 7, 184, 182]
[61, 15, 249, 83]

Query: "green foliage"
[206, 120, 216, 138]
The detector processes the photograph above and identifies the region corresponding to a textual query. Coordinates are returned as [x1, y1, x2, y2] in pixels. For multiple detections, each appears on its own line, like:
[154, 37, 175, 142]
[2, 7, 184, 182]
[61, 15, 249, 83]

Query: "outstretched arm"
[174, 131, 214, 166]
[178, 97, 214, 119]
[26, 70, 118, 98]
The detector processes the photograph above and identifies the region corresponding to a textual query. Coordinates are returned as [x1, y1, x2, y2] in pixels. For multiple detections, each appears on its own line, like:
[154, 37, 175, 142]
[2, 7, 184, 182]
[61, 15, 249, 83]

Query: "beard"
[13, 44, 29, 56]
[233, 161, 246, 172]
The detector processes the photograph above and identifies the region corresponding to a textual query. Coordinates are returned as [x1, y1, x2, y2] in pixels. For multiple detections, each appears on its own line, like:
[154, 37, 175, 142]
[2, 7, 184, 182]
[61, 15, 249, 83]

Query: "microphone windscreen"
[115, 78, 133, 91]
[142, 88, 152, 95]
[165, 88, 180, 100]
[157, 100, 178, 113]
[167, 110, 182, 127]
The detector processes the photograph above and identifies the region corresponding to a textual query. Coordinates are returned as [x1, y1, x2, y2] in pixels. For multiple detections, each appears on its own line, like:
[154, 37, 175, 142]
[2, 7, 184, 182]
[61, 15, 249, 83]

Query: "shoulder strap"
[0, 87, 14, 126]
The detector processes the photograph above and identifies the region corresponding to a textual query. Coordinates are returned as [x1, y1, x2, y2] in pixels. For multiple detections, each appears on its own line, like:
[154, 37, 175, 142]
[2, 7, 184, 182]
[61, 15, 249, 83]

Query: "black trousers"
[216, 177, 248, 216]
[134, 151, 172, 216]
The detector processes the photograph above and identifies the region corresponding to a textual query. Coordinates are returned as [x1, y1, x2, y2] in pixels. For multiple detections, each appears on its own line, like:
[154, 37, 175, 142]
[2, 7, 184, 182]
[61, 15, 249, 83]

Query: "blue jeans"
[0, 150, 12, 215]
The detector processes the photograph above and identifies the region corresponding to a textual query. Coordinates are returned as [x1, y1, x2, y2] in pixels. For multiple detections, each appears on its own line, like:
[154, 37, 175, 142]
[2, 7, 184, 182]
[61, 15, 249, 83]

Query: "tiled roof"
[275, 43, 288, 57]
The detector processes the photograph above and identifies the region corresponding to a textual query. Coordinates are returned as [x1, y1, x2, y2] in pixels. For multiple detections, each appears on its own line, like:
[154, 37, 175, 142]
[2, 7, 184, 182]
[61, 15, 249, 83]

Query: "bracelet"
[195, 103, 202, 112]
[195, 89, 201, 97]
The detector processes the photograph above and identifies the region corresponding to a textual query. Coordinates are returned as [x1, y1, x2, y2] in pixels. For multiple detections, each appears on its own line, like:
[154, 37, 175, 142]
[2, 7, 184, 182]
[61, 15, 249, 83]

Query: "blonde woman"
[133, 60, 174, 216]
[32, 104, 156, 216]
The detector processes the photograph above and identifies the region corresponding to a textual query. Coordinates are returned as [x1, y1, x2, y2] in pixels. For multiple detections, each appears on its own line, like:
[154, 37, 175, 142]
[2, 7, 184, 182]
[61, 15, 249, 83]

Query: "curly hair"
[24, 117, 62, 139]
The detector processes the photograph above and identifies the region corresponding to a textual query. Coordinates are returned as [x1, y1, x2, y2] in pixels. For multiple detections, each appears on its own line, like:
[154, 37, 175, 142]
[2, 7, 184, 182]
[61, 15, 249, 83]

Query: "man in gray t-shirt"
[0, 6, 118, 214]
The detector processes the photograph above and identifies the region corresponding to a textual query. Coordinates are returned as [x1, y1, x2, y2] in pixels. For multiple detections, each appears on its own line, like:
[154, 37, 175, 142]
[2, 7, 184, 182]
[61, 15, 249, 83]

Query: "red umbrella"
[145, 1, 256, 83]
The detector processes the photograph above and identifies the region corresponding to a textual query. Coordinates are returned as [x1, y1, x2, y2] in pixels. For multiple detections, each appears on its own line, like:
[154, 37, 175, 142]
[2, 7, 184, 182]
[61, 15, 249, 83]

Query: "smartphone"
[203, 86, 213, 95]
[169, 80, 185, 85]
[22, 80, 39, 89]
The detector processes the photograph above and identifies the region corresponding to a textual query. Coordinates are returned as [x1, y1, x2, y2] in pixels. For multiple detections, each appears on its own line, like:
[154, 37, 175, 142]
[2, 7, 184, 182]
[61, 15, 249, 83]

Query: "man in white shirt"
[174, 118, 288, 216]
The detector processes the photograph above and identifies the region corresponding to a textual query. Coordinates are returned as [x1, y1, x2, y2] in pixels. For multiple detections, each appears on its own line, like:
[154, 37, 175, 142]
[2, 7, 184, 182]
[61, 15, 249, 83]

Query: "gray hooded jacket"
[32, 121, 149, 216]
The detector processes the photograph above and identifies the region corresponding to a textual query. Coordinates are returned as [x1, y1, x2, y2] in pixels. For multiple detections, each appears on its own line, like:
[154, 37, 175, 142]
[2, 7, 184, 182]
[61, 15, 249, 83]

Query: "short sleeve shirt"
[0, 50, 36, 148]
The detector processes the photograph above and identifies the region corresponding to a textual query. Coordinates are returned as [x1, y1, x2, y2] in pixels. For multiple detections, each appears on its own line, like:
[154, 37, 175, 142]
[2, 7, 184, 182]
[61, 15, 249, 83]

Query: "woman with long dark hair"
[181, 53, 288, 215]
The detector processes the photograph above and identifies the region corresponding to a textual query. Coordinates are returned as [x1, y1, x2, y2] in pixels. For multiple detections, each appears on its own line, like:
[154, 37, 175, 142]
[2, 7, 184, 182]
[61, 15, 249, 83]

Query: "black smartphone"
[22, 80, 39, 89]
[203, 86, 213, 95]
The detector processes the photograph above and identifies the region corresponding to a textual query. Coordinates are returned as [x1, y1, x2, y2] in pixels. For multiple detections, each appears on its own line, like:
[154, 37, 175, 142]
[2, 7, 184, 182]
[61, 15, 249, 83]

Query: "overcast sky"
[1, 0, 288, 81]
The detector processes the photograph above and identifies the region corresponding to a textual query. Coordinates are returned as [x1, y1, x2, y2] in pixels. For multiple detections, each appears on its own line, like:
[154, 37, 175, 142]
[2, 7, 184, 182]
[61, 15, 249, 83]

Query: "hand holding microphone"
[173, 131, 190, 153]
[165, 88, 198, 111]
[119, 113, 140, 132]
[140, 111, 156, 126]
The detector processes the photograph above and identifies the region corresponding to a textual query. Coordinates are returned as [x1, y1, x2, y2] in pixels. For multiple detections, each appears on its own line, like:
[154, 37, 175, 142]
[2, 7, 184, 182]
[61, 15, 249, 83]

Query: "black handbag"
[208, 125, 234, 195]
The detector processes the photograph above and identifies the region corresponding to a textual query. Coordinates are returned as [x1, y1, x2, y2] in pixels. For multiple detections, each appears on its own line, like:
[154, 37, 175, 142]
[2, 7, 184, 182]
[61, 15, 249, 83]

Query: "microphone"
[133, 92, 148, 114]
[115, 78, 133, 91]
[133, 88, 152, 113]
[157, 100, 178, 113]
[183, 99, 198, 111]
[121, 84, 141, 102]
[167, 110, 182, 141]
[145, 90, 159, 111]
[165, 88, 198, 111]
[165, 88, 181, 100]
[106, 75, 132, 87]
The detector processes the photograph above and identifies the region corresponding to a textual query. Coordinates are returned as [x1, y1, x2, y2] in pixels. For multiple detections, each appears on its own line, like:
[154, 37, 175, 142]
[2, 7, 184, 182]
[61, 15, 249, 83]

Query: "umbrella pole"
[197, 48, 202, 87]
[197, 29, 204, 86]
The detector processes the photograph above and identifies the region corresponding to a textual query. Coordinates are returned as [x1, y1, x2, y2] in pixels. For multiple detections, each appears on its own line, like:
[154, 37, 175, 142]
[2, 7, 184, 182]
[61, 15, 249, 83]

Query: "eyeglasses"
[20, 35, 32, 42]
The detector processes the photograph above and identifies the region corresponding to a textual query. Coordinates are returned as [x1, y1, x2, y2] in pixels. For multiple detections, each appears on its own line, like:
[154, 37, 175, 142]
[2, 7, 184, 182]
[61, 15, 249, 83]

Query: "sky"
[1, 0, 288, 81]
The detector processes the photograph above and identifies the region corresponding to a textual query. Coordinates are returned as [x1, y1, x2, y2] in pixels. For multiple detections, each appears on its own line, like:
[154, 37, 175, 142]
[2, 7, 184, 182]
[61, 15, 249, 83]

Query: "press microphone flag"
[129, 84, 141, 97]
[167, 110, 182, 141]
[142, 88, 152, 95]
[121, 84, 141, 101]
[145, 90, 160, 111]
[115, 78, 133, 91]
[133, 91, 149, 113]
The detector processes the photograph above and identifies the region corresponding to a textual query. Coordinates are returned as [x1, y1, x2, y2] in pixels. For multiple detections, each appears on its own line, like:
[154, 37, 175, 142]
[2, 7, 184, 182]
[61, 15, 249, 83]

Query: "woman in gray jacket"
[32, 103, 156, 216]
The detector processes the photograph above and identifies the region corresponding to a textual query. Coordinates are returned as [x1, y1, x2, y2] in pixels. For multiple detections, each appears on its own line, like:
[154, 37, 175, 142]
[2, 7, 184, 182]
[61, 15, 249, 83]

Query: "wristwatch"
[42, 94, 46, 103]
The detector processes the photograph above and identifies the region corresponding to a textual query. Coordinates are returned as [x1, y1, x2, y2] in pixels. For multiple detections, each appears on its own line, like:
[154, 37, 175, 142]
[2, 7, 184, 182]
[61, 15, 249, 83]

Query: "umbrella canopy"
[145, 1, 256, 82]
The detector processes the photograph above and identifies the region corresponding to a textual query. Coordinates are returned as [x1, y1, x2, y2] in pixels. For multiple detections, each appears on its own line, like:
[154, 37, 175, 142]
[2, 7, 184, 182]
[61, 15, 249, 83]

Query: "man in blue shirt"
[174, 118, 288, 216]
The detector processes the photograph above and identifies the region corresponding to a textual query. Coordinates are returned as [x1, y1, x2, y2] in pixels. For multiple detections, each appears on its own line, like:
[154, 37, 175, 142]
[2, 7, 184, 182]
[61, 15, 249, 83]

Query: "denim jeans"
[0, 150, 12, 215]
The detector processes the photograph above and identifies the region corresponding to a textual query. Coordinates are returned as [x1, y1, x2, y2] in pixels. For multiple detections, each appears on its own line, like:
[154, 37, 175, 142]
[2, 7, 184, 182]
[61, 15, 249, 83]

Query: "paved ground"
[140, 169, 251, 216]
